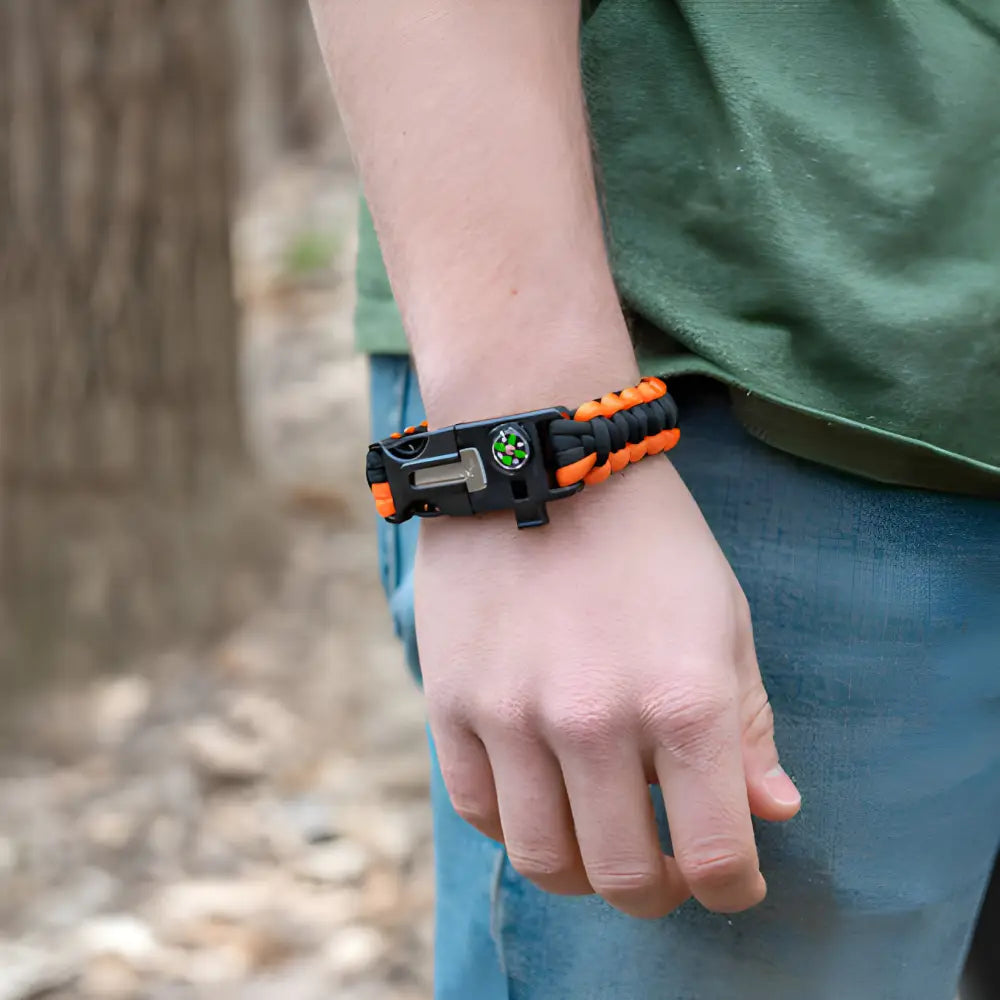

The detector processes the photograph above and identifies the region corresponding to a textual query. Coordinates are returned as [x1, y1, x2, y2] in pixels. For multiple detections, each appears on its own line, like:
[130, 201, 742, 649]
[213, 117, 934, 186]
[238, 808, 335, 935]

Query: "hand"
[416, 456, 802, 919]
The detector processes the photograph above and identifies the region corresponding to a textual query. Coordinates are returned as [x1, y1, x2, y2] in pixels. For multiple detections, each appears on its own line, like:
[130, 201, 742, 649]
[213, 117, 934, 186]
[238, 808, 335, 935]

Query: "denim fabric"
[370, 355, 1000, 1000]
[369, 356, 422, 679]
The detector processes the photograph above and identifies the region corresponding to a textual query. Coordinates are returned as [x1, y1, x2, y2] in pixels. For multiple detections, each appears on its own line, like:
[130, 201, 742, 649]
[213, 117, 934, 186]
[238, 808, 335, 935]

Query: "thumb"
[739, 672, 802, 822]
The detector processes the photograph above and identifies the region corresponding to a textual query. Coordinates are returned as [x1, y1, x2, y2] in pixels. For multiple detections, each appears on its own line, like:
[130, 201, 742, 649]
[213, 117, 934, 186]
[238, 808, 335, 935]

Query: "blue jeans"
[370, 355, 1000, 1000]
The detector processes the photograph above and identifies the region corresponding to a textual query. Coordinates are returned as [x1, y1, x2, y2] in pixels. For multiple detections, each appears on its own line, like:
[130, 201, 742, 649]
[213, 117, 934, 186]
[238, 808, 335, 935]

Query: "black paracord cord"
[548, 393, 679, 470]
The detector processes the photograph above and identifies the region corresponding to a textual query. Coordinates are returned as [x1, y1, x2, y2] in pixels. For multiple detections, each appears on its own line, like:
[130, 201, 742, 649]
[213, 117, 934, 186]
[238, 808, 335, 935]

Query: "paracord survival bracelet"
[366, 376, 680, 529]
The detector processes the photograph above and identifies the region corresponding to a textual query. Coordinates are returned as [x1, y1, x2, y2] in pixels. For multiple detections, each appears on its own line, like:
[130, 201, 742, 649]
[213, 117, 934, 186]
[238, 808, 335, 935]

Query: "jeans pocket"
[368, 354, 425, 681]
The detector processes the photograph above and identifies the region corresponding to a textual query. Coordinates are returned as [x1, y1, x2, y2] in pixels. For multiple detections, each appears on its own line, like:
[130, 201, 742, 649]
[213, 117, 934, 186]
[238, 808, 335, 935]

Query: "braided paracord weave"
[549, 376, 679, 487]
[366, 378, 679, 518]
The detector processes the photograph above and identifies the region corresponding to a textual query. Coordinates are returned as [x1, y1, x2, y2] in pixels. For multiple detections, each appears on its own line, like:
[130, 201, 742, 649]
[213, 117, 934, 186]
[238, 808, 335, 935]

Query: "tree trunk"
[231, 0, 343, 191]
[0, 0, 275, 684]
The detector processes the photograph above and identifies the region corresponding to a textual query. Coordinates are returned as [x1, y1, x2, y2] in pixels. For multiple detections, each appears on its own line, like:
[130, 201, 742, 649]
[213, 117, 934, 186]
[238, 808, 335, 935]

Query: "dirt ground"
[0, 158, 434, 1000]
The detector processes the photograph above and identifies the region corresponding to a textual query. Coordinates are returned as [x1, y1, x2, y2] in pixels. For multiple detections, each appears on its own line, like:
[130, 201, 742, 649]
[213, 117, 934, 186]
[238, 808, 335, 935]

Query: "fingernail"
[764, 765, 801, 807]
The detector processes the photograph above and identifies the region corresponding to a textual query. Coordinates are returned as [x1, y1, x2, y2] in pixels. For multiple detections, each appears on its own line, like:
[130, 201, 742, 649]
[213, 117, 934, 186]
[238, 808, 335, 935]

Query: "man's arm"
[310, 0, 635, 424]
[311, 0, 800, 920]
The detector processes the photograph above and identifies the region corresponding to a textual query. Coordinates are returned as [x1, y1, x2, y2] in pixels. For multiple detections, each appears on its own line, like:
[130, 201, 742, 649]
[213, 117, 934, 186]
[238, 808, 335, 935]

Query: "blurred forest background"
[1, 3, 431, 998]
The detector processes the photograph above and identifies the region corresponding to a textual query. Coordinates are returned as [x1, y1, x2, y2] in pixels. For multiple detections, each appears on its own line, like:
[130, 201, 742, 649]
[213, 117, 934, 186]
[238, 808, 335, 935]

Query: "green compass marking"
[490, 425, 530, 472]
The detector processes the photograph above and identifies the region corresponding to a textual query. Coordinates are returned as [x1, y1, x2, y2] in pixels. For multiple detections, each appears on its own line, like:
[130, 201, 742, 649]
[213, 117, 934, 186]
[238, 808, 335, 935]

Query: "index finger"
[653, 698, 766, 913]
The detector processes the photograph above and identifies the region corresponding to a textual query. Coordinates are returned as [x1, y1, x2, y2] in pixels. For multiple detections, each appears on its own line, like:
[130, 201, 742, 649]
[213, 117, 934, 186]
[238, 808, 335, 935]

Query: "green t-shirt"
[354, 0, 1000, 495]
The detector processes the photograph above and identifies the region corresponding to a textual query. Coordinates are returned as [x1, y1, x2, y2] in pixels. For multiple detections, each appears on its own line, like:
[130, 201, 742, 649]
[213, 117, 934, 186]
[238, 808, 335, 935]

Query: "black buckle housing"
[368, 408, 583, 528]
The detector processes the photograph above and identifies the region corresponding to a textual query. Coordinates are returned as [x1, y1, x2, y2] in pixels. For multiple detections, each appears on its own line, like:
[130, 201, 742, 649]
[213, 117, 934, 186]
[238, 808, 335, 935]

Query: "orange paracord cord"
[554, 377, 680, 488]
[371, 420, 429, 517]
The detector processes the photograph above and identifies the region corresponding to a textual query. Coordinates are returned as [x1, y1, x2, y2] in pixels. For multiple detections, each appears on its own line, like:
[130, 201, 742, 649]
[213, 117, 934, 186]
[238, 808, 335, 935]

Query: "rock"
[293, 841, 370, 886]
[184, 718, 269, 784]
[151, 879, 275, 943]
[275, 886, 360, 931]
[364, 805, 423, 864]
[78, 955, 141, 1000]
[82, 809, 136, 851]
[317, 756, 369, 800]
[76, 915, 159, 966]
[184, 692, 301, 786]
[0, 837, 18, 876]
[148, 879, 313, 983]
[367, 753, 430, 799]
[323, 926, 385, 978]
[172, 922, 300, 980]
[198, 797, 272, 862]
[90, 677, 151, 747]
[217, 955, 343, 1000]
[0, 941, 78, 1000]
[31, 867, 118, 931]
[148, 815, 185, 860]
[172, 944, 251, 986]
[229, 920, 302, 971]
[226, 692, 297, 750]
[277, 795, 341, 846]
[214, 636, 278, 679]
[415, 912, 435, 956]
[358, 868, 403, 922]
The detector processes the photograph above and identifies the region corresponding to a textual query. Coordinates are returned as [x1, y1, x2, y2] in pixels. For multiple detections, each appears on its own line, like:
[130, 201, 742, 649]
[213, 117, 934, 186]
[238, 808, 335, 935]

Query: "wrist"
[414, 315, 640, 427]
[420, 452, 684, 554]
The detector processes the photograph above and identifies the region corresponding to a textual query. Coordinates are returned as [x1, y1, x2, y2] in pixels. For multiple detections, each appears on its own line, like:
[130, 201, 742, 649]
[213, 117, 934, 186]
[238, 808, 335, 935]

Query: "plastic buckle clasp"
[371, 407, 583, 528]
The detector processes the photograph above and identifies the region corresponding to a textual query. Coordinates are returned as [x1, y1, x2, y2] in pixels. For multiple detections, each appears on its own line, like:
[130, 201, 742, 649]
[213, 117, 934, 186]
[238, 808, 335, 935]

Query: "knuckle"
[742, 688, 775, 746]
[426, 686, 471, 726]
[507, 846, 576, 882]
[644, 685, 733, 752]
[543, 702, 621, 751]
[732, 588, 754, 634]
[480, 694, 534, 736]
[441, 775, 499, 833]
[679, 844, 756, 891]
[448, 791, 497, 830]
[587, 864, 663, 899]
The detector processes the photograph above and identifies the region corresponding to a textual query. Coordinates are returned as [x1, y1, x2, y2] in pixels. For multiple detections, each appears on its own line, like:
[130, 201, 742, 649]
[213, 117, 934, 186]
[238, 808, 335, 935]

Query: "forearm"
[310, 0, 637, 425]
